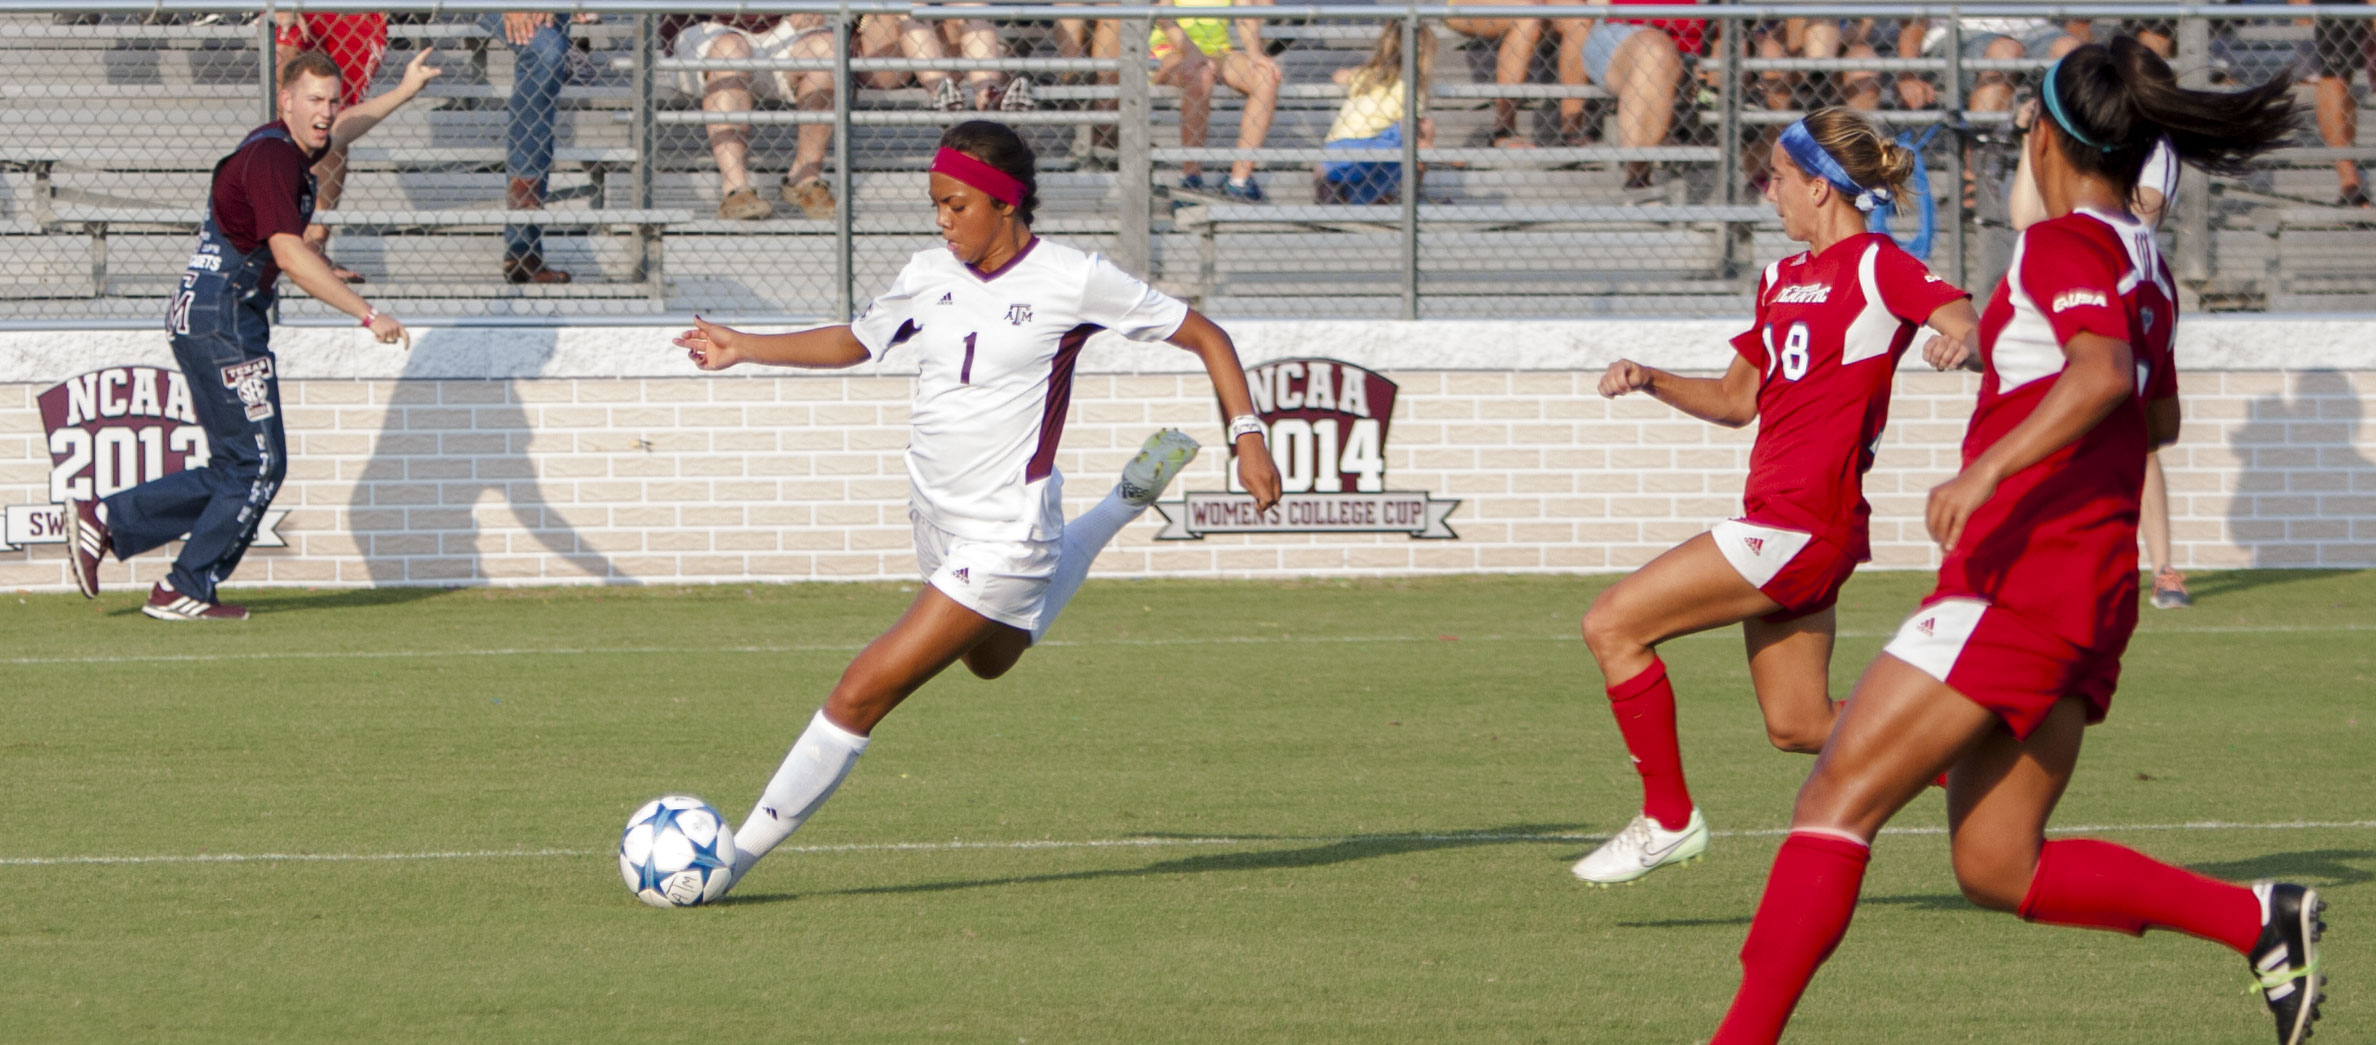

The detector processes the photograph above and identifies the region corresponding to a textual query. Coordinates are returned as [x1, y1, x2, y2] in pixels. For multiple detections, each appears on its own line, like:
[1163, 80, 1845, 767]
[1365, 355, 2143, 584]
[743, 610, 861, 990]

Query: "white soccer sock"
[732, 708, 869, 877]
[1033, 487, 1145, 641]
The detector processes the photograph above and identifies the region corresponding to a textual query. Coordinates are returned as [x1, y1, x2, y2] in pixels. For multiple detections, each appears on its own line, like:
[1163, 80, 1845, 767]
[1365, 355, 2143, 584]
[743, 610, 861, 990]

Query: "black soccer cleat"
[2249, 882, 2326, 1045]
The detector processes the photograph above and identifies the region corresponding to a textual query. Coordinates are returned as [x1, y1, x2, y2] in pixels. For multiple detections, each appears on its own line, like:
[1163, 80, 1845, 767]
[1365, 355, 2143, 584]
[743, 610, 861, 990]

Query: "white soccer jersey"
[852, 238, 1189, 541]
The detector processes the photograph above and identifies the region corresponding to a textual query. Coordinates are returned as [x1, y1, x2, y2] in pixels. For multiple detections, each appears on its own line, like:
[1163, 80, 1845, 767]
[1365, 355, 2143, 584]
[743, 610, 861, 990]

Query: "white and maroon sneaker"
[64, 498, 110, 598]
[142, 582, 248, 622]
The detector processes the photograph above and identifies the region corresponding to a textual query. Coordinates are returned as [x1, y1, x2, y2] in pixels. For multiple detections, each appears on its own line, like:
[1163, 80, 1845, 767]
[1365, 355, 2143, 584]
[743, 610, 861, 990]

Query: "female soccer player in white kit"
[674, 121, 1284, 892]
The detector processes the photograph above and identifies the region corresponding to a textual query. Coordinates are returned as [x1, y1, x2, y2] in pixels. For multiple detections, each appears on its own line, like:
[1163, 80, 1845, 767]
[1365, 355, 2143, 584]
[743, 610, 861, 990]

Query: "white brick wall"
[0, 321, 2369, 590]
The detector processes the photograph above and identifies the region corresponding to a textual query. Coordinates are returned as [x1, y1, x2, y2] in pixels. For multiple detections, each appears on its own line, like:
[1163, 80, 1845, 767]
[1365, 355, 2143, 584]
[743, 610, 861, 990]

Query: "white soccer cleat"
[1116, 428, 1200, 508]
[1572, 808, 1709, 886]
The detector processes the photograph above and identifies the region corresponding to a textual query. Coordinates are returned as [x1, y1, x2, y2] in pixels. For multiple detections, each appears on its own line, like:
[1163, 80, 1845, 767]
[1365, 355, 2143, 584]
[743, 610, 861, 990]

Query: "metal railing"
[3, 3, 2373, 327]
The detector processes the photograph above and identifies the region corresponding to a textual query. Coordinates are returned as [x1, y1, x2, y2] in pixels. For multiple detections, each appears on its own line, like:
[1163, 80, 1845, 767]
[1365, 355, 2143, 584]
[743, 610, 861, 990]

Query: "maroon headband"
[930, 147, 1025, 208]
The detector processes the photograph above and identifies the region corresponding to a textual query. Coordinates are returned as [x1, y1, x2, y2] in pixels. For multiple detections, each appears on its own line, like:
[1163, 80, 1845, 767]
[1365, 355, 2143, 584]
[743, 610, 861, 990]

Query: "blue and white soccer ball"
[618, 795, 738, 908]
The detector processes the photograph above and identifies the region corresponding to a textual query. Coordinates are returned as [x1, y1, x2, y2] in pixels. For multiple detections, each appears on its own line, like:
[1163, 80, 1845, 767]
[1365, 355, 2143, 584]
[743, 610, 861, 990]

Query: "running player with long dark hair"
[1709, 39, 2321, 1045]
[1571, 106, 1975, 885]
[672, 120, 1284, 893]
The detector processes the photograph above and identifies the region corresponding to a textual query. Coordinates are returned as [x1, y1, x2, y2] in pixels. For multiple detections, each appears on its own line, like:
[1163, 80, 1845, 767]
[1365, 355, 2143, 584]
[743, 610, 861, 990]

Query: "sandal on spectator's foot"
[1489, 126, 1534, 149]
[2341, 185, 2372, 209]
[717, 187, 774, 221]
[782, 176, 836, 220]
[501, 254, 572, 284]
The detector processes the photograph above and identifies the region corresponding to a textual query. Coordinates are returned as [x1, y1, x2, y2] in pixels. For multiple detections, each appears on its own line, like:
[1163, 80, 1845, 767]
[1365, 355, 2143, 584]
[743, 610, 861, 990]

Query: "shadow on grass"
[2178, 570, 2357, 602]
[102, 585, 465, 618]
[719, 823, 1592, 906]
[2187, 849, 2375, 889]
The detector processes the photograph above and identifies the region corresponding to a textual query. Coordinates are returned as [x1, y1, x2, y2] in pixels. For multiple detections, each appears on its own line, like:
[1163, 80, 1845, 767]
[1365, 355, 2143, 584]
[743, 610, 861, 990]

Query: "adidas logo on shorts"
[1916, 617, 1936, 637]
[952, 567, 971, 584]
[1743, 536, 1765, 555]
[937, 293, 954, 306]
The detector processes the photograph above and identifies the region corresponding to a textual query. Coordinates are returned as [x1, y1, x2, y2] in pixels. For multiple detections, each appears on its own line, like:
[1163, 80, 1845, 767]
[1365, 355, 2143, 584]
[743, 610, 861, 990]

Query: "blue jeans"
[480, 13, 570, 259]
[105, 299, 288, 604]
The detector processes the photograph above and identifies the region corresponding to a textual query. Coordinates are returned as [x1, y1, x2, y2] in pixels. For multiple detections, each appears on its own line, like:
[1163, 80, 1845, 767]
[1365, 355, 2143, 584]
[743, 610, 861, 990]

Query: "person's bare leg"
[1840, 43, 1881, 110]
[788, 30, 835, 187]
[1741, 606, 1839, 755]
[1607, 29, 1681, 185]
[1944, 698, 2084, 911]
[702, 31, 758, 196]
[1554, 16, 1593, 137]
[1969, 36, 2022, 113]
[1220, 51, 1280, 184]
[2318, 75, 2363, 200]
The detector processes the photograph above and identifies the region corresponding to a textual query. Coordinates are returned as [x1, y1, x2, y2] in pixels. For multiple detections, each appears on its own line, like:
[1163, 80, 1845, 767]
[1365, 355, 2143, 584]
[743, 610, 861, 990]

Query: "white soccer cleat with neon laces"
[1117, 429, 1200, 508]
[1572, 808, 1708, 886]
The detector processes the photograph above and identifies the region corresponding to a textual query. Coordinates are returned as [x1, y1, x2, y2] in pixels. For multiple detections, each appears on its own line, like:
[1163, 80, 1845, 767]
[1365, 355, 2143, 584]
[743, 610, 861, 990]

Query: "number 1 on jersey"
[961, 332, 977, 384]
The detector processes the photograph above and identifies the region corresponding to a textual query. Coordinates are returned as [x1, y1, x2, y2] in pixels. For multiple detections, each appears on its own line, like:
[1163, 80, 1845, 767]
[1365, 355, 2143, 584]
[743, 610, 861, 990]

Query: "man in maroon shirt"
[64, 52, 416, 621]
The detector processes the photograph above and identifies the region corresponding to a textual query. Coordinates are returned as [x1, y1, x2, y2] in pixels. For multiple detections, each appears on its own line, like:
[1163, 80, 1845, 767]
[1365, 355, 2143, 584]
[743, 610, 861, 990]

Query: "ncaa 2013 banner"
[1153, 358, 1459, 540]
[0, 365, 286, 551]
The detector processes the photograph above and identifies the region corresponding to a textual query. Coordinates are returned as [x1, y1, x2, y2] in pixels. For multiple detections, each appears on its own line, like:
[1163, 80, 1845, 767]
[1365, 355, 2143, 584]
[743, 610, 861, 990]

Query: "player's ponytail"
[1803, 106, 1916, 203]
[2041, 37, 2296, 195]
[938, 120, 1039, 226]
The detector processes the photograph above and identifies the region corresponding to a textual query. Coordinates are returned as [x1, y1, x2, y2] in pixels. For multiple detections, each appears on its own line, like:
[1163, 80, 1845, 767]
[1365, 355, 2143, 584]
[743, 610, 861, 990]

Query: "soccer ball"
[618, 795, 738, 908]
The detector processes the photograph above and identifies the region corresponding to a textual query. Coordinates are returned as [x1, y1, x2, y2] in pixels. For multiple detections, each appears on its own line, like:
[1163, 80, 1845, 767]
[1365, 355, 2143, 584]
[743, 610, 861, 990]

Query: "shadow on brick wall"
[347, 327, 627, 586]
[2216, 370, 2374, 587]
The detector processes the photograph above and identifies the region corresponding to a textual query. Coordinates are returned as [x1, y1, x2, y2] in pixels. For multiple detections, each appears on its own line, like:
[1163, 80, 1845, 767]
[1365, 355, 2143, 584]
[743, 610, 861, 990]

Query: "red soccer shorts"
[1880, 596, 2123, 738]
[1711, 518, 1862, 623]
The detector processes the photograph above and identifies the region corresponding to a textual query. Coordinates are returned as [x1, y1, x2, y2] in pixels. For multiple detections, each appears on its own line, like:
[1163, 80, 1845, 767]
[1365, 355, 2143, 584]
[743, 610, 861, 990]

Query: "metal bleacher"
[5, 4, 2376, 325]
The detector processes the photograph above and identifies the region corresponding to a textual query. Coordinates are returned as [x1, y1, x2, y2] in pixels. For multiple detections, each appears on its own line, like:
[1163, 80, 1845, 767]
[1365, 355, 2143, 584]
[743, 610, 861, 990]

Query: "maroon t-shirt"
[208, 123, 322, 289]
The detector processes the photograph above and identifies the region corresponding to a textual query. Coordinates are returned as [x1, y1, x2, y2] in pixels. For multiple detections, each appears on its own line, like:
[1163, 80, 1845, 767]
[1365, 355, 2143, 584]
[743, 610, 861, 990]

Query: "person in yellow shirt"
[1317, 25, 1435, 204]
[1152, 0, 1281, 199]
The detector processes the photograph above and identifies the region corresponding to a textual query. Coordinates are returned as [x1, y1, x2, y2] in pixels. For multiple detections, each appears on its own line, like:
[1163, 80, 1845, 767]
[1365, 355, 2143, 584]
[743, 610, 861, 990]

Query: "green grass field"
[1, 571, 2367, 1043]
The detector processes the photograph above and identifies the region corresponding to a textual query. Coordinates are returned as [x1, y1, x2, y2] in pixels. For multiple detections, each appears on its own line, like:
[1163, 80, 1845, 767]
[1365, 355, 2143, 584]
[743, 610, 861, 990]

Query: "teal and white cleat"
[1117, 428, 1201, 507]
[1572, 808, 1709, 886]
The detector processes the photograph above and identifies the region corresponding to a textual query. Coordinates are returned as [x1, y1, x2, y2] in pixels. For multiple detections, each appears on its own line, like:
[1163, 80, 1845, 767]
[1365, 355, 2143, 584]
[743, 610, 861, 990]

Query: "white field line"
[5, 820, 2372, 869]
[6, 622, 2374, 667]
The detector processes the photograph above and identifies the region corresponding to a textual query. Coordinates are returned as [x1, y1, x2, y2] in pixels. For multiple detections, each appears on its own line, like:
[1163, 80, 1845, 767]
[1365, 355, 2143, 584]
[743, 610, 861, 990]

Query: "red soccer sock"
[1607, 658, 1693, 831]
[2018, 838, 2262, 954]
[1712, 831, 1872, 1045]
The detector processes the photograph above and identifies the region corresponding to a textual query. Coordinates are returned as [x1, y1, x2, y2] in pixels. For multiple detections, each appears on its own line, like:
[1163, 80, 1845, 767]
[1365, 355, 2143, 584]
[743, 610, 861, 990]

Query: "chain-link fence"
[2, 2, 2371, 325]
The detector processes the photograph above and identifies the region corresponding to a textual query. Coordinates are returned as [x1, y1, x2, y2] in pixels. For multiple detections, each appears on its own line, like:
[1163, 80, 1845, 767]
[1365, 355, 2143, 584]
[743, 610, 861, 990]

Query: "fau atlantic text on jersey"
[1727, 233, 1969, 557]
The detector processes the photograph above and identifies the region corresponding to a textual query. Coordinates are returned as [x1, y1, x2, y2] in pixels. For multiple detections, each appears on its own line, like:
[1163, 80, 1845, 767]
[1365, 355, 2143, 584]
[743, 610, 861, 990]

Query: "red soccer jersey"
[1935, 209, 2178, 653]
[1728, 232, 1968, 556]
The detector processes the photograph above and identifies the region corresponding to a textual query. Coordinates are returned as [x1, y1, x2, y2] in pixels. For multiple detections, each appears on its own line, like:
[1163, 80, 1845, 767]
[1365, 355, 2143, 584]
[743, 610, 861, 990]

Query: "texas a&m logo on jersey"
[1152, 358, 1458, 540]
[0, 366, 285, 551]
[1005, 303, 1034, 326]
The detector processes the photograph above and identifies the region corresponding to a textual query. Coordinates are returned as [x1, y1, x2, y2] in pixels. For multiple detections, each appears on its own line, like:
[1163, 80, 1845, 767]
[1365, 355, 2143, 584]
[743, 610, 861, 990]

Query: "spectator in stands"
[927, 5, 1035, 110]
[2305, 0, 2375, 207]
[665, 14, 838, 221]
[1571, 0, 1699, 190]
[1055, 12, 1121, 164]
[1895, 17, 2084, 114]
[1317, 25, 1437, 204]
[855, 13, 985, 111]
[481, 11, 576, 283]
[272, 11, 388, 282]
[1445, 0, 1547, 147]
[1154, 0, 1284, 200]
[1754, 18, 1882, 112]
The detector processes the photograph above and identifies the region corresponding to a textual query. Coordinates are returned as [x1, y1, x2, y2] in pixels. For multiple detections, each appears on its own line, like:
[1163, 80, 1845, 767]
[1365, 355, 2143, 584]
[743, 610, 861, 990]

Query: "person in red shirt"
[1708, 40, 2321, 1045]
[1572, 106, 1975, 886]
[273, 12, 389, 282]
[1561, 0, 1704, 188]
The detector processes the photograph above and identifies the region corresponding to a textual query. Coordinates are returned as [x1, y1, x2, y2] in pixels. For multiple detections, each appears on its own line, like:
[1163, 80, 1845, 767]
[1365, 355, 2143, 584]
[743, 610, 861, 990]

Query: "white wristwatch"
[1227, 414, 1265, 441]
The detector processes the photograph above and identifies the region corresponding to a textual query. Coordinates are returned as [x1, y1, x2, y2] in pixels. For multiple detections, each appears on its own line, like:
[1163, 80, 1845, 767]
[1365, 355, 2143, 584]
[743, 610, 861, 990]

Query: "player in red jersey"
[1571, 106, 1976, 886]
[1709, 39, 2323, 1045]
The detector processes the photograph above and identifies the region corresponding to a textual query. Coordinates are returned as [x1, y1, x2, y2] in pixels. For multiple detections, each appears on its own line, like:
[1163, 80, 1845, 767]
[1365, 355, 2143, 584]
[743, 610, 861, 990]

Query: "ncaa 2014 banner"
[1153, 358, 1459, 540]
[0, 366, 286, 551]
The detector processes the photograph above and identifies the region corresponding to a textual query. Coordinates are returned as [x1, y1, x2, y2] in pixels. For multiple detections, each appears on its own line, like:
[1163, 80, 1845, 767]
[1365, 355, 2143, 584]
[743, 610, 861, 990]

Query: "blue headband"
[2040, 56, 2118, 153]
[1778, 119, 1892, 215]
